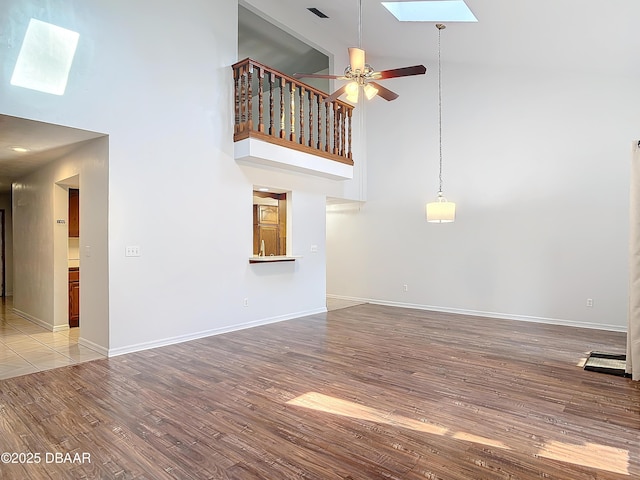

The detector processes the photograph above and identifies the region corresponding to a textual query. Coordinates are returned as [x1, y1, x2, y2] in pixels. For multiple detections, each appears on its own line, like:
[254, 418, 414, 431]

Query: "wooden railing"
[232, 58, 354, 166]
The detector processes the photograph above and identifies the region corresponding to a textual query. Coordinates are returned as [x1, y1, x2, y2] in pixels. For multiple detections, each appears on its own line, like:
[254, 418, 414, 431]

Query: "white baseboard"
[78, 337, 108, 356]
[13, 308, 71, 332]
[13, 308, 50, 331]
[326, 294, 627, 332]
[327, 294, 366, 302]
[108, 307, 327, 357]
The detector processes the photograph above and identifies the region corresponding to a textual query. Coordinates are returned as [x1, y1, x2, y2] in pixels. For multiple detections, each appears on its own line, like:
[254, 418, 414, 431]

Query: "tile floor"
[0, 298, 105, 380]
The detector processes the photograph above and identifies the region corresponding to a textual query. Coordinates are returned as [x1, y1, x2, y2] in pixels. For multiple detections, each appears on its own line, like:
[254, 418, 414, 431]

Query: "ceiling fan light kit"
[293, 0, 426, 103]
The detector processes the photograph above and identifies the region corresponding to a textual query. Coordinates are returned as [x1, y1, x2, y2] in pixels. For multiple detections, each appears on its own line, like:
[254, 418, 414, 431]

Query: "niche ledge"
[249, 255, 301, 264]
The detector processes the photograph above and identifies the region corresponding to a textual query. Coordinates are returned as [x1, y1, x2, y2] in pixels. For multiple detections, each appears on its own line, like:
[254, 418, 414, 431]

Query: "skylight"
[10, 18, 80, 96]
[382, 1, 478, 22]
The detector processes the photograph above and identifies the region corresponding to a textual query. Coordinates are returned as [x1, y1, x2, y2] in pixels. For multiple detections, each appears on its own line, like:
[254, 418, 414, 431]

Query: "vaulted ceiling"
[262, 0, 640, 76]
[2, 0, 639, 193]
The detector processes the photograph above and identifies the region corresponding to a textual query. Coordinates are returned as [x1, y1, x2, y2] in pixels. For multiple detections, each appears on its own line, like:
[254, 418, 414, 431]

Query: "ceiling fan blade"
[293, 73, 343, 80]
[368, 82, 399, 101]
[348, 47, 366, 71]
[323, 84, 348, 103]
[371, 65, 427, 80]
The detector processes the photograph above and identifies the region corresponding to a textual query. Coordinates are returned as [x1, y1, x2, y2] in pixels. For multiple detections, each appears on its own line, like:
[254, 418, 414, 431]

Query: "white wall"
[2, 0, 355, 355]
[328, 60, 639, 331]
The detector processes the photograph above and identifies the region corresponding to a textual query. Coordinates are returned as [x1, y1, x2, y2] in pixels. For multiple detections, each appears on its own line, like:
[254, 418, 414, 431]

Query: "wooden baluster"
[269, 72, 275, 136]
[290, 82, 296, 142]
[308, 90, 314, 148]
[289, 82, 296, 142]
[347, 107, 353, 160]
[280, 77, 285, 139]
[299, 85, 305, 145]
[233, 66, 240, 135]
[338, 106, 343, 157]
[240, 66, 246, 133]
[341, 105, 346, 157]
[335, 105, 339, 156]
[247, 64, 253, 131]
[258, 67, 264, 133]
[317, 96, 322, 150]
[325, 102, 330, 152]
[333, 103, 339, 155]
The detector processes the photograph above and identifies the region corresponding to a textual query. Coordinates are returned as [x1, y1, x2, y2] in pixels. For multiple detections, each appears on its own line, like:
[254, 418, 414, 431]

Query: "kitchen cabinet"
[68, 188, 79, 237]
[253, 205, 281, 256]
[69, 268, 79, 327]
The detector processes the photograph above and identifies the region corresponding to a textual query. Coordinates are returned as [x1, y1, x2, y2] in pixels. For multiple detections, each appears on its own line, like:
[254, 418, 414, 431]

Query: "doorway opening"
[2, 114, 108, 355]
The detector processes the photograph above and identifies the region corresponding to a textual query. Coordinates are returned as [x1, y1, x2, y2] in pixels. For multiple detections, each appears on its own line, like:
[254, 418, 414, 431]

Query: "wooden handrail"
[232, 58, 354, 166]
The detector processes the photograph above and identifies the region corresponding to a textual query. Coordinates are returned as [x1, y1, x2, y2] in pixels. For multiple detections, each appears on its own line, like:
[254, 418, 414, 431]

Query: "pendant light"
[426, 24, 456, 223]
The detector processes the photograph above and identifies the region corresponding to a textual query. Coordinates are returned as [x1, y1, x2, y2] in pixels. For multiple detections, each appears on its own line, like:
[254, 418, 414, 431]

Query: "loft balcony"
[232, 58, 354, 180]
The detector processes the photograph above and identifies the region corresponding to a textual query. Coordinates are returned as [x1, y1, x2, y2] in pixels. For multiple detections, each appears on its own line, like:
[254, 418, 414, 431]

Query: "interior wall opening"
[238, 3, 331, 94]
[253, 189, 288, 257]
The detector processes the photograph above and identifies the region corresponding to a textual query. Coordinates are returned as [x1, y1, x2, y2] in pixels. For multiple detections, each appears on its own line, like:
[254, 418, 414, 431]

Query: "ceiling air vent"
[307, 7, 329, 19]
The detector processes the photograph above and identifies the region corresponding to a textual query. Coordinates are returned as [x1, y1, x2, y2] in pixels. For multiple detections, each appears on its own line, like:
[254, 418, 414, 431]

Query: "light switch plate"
[125, 245, 141, 257]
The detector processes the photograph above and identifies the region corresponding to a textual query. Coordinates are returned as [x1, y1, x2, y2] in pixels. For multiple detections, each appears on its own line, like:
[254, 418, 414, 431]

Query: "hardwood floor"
[1, 304, 638, 479]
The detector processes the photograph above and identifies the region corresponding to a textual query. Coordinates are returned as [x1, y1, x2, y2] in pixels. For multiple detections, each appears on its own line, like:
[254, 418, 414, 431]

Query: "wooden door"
[69, 189, 79, 237]
[69, 269, 79, 327]
[258, 225, 279, 256]
[253, 204, 281, 256]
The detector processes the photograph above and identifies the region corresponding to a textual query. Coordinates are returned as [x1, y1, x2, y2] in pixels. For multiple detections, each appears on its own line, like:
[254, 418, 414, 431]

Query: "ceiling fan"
[293, 0, 426, 103]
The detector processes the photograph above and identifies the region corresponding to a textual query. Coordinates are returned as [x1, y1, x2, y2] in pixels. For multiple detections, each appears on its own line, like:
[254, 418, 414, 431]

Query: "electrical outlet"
[403, 284, 408, 292]
[586, 298, 593, 307]
[243, 298, 249, 307]
[125, 246, 141, 257]
[310, 245, 318, 253]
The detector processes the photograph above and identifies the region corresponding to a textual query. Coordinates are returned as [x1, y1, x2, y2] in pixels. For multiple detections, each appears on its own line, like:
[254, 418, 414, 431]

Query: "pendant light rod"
[358, 0, 363, 48]
[437, 23, 445, 193]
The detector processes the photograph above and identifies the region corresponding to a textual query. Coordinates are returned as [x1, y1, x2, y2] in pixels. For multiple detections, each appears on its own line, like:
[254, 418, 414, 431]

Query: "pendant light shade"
[345, 81, 359, 102]
[363, 82, 378, 100]
[426, 23, 456, 223]
[349, 47, 366, 73]
[426, 191, 455, 223]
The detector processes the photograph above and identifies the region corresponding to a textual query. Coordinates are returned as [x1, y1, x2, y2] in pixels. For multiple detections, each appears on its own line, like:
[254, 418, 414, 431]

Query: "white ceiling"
[0, 115, 104, 192]
[2, 0, 638, 194]
[271, 0, 640, 76]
